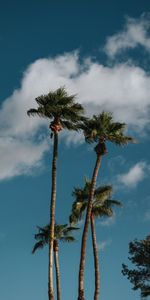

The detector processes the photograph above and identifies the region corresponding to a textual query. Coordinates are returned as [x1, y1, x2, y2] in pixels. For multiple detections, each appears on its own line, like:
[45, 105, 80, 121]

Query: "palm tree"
[32, 224, 79, 300]
[27, 87, 84, 300]
[70, 180, 121, 300]
[77, 112, 135, 300]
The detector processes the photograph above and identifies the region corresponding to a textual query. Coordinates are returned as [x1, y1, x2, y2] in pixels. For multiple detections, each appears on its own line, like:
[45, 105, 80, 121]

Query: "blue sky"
[0, 1, 150, 299]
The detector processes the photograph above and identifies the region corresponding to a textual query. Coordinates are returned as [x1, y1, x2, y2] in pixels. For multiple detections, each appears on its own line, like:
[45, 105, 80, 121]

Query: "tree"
[77, 112, 135, 300]
[70, 180, 121, 300]
[32, 224, 79, 300]
[27, 87, 84, 300]
[122, 235, 150, 299]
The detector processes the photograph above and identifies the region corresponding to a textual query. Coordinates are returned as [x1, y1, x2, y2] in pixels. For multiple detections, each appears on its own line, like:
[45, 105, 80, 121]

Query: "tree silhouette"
[77, 112, 135, 300]
[122, 235, 150, 299]
[27, 87, 84, 300]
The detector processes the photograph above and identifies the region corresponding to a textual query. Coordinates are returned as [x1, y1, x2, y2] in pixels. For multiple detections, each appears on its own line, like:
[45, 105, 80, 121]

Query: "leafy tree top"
[122, 235, 150, 299]
[32, 224, 79, 253]
[69, 180, 121, 224]
[27, 87, 85, 132]
[81, 112, 135, 146]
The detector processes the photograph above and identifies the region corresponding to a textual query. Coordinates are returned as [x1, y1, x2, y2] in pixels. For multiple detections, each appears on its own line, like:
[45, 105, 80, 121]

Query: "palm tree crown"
[27, 87, 85, 133]
[70, 180, 121, 224]
[32, 224, 79, 253]
[27, 87, 84, 300]
[82, 112, 135, 155]
[71, 180, 121, 300]
[77, 112, 134, 300]
[32, 223, 79, 300]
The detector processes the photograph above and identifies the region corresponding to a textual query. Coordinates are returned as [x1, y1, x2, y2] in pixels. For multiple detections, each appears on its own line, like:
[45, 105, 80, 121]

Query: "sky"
[0, 0, 150, 299]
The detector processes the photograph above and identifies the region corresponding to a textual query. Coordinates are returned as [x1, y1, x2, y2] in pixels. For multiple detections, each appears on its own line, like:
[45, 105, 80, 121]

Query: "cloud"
[1, 28, 150, 180]
[117, 161, 149, 188]
[104, 14, 150, 58]
[97, 239, 112, 251]
[99, 214, 116, 227]
[0, 53, 81, 180]
[0, 137, 49, 180]
[1, 52, 150, 139]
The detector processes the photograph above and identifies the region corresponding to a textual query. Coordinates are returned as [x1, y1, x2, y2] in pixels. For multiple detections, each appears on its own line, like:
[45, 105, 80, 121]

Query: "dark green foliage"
[32, 224, 79, 253]
[69, 179, 121, 224]
[81, 112, 135, 146]
[122, 235, 150, 299]
[27, 87, 85, 131]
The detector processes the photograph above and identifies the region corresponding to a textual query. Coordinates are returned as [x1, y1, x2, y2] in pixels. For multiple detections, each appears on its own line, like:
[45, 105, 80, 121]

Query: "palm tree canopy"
[32, 223, 79, 253]
[27, 87, 85, 131]
[70, 180, 122, 224]
[82, 112, 135, 146]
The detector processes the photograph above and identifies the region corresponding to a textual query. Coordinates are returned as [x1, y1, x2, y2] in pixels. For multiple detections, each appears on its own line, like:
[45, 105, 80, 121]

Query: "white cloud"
[0, 52, 80, 138]
[61, 130, 84, 147]
[97, 239, 112, 251]
[0, 137, 49, 180]
[104, 14, 150, 58]
[117, 161, 149, 188]
[99, 214, 116, 227]
[1, 36, 150, 179]
[0, 52, 81, 181]
[1, 52, 150, 139]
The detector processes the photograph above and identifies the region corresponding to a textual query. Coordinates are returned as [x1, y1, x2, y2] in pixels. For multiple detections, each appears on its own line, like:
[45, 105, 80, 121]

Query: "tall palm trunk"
[48, 132, 58, 300]
[78, 154, 101, 300]
[54, 240, 61, 300]
[91, 213, 100, 300]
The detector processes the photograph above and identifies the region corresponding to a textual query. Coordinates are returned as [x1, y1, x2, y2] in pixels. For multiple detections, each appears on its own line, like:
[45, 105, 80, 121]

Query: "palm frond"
[61, 105, 84, 123]
[70, 200, 87, 224]
[35, 87, 74, 107]
[108, 133, 136, 146]
[70, 180, 121, 221]
[69, 214, 79, 225]
[32, 240, 46, 253]
[54, 224, 68, 238]
[93, 199, 122, 217]
[82, 111, 135, 146]
[92, 205, 113, 217]
[32, 222, 78, 251]
[95, 185, 112, 194]
[94, 185, 112, 203]
[27, 87, 85, 130]
[60, 236, 76, 243]
[60, 120, 80, 131]
[27, 107, 52, 118]
[106, 199, 122, 207]
[63, 226, 80, 233]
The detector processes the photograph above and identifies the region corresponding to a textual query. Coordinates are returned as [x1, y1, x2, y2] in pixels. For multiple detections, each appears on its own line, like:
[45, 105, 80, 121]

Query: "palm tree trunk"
[54, 240, 61, 300]
[91, 213, 100, 300]
[48, 132, 58, 300]
[78, 154, 101, 300]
